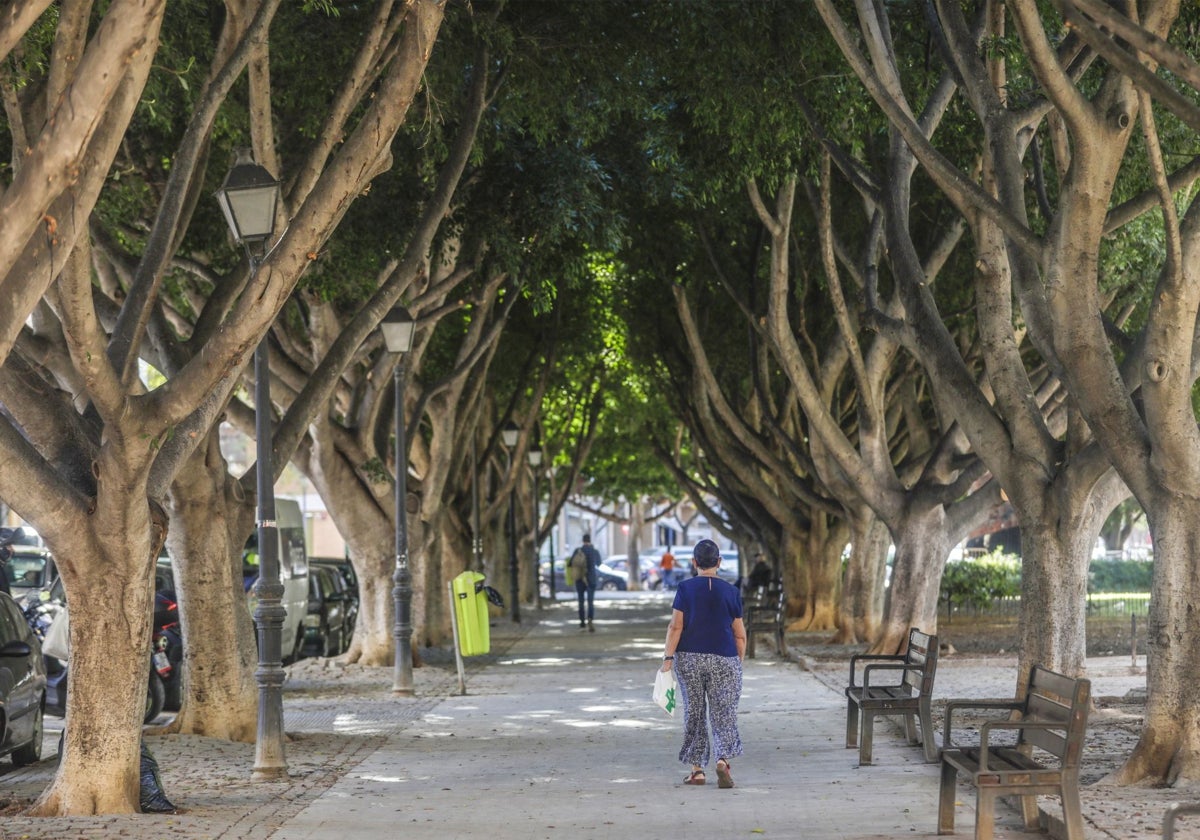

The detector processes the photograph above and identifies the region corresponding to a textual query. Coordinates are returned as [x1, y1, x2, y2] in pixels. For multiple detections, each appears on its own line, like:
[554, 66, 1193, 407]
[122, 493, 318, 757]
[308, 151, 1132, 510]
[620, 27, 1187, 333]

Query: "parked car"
[244, 498, 310, 664]
[540, 558, 628, 592]
[303, 565, 351, 657]
[310, 558, 358, 638]
[0, 590, 47, 766]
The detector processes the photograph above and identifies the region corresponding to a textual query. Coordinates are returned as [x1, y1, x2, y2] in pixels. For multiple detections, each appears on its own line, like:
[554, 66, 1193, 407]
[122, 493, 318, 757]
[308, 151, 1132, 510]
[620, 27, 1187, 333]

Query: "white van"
[245, 498, 310, 663]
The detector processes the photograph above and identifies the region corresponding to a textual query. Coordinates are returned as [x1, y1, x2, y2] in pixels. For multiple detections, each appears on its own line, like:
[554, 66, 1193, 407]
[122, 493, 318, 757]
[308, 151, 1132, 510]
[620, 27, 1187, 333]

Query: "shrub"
[940, 551, 1021, 612]
[1088, 557, 1153, 593]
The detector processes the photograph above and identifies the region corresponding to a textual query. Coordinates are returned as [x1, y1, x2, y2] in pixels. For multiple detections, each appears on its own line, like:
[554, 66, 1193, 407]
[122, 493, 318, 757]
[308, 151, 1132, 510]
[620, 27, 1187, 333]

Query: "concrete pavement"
[272, 594, 1029, 840]
[0, 591, 1188, 839]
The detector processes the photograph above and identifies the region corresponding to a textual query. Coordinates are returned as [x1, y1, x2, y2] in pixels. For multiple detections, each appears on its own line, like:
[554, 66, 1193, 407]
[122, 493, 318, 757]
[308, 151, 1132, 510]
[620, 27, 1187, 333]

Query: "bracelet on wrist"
[663, 655, 674, 660]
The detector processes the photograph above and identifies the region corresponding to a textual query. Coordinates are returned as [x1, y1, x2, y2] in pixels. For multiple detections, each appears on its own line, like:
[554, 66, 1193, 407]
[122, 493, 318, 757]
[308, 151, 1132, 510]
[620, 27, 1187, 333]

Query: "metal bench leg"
[846, 697, 859, 748]
[974, 788, 996, 840]
[1061, 782, 1085, 840]
[904, 711, 919, 744]
[747, 630, 756, 659]
[859, 710, 875, 765]
[937, 760, 957, 834]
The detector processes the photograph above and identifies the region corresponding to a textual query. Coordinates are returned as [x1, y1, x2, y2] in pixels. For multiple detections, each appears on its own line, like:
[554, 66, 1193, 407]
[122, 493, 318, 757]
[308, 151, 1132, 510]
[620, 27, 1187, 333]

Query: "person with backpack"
[571, 533, 602, 632]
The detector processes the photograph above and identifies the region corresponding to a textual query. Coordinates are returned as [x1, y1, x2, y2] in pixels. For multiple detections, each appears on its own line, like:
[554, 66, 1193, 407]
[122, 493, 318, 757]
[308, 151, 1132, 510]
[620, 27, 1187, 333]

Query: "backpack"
[569, 548, 588, 580]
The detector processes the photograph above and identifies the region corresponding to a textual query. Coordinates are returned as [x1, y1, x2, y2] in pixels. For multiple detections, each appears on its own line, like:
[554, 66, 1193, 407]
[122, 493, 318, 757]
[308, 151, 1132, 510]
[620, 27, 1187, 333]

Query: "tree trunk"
[31, 525, 157, 814]
[790, 515, 845, 632]
[834, 512, 888, 644]
[872, 504, 949, 654]
[304, 422, 395, 664]
[1113, 500, 1200, 785]
[1014, 523, 1087, 690]
[164, 438, 258, 740]
[352, 549, 397, 664]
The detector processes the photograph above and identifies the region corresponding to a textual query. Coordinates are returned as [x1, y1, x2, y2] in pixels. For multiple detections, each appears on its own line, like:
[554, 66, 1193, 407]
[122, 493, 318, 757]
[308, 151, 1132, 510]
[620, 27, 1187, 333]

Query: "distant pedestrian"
[574, 534, 602, 632]
[660, 549, 676, 590]
[661, 538, 746, 788]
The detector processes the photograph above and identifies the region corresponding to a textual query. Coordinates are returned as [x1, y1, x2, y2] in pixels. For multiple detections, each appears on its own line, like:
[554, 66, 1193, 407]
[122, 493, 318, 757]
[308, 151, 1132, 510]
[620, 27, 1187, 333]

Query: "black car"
[310, 558, 358, 638]
[0, 591, 47, 766]
[303, 565, 351, 657]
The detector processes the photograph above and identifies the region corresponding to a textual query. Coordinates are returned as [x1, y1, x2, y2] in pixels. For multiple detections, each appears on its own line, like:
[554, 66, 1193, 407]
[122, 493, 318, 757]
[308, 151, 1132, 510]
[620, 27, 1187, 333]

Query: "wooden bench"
[744, 584, 785, 659]
[844, 627, 939, 765]
[938, 665, 1090, 840]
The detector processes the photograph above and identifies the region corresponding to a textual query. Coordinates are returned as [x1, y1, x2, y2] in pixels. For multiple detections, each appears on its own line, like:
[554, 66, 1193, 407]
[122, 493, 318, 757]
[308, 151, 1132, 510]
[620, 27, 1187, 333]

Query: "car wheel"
[11, 701, 44, 766]
[601, 580, 619, 591]
[145, 671, 166, 724]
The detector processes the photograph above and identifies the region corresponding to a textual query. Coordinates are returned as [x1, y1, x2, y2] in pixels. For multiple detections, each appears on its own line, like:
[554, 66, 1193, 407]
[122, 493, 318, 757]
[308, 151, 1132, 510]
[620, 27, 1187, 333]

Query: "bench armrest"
[977, 720, 1067, 772]
[861, 661, 915, 689]
[942, 699, 1023, 747]
[848, 653, 904, 687]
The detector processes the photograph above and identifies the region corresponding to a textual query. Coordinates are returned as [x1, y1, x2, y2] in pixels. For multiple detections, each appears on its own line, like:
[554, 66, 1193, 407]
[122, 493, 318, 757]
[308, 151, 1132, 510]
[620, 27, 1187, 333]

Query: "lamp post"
[216, 148, 285, 781]
[528, 444, 543, 609]
[381, 306, 416, 696]
[501, 421, 520, 623]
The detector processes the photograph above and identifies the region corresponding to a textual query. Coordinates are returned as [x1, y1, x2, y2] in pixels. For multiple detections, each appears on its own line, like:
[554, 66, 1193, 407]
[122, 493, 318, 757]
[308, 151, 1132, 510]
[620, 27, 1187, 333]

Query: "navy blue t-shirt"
[672, 575, 743, 657]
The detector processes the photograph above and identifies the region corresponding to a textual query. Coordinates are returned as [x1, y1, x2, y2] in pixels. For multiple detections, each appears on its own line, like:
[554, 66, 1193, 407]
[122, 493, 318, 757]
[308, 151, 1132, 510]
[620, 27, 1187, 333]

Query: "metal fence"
[939, 592, 1151, 619]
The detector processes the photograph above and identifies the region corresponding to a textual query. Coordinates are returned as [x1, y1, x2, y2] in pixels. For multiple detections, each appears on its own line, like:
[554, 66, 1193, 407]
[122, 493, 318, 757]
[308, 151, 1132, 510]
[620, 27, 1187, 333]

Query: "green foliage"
[1088, 558, 1153, 593]
[940, 552, 1021, 611]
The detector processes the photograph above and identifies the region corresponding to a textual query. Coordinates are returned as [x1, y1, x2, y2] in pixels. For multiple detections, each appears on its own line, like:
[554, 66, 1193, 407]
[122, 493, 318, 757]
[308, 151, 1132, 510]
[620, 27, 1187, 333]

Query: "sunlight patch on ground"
[330, 716, 391, 735]
[567, 687, 599, 693]
[357, 774, 405, 783]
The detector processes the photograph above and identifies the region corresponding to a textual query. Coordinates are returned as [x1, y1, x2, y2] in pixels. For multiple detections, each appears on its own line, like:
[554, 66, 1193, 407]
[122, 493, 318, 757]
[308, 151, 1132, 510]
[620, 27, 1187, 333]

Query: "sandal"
[716, 759, 734, 789]
[684, 769, 706, 785]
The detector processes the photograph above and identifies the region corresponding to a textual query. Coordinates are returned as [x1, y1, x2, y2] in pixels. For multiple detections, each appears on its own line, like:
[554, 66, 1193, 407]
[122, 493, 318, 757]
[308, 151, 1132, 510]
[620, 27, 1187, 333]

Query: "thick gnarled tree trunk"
[1114, 501, 1200, 785]
[872, 505, 949, 655]
[164, 437, 258, 740]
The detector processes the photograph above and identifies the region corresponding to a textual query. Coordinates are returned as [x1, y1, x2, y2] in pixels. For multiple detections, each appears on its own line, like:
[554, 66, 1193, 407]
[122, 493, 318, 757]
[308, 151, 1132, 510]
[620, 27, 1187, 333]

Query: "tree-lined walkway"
[273, 595, 973, 840]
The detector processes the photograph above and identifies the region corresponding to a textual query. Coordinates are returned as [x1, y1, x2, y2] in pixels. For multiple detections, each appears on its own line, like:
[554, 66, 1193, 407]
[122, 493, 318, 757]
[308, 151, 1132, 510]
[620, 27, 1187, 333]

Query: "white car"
[245, 498, 310, 663]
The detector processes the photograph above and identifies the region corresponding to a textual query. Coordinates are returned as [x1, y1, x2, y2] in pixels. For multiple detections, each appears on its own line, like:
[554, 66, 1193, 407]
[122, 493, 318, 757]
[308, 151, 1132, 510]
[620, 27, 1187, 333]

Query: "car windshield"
[6, 551, 48, 588]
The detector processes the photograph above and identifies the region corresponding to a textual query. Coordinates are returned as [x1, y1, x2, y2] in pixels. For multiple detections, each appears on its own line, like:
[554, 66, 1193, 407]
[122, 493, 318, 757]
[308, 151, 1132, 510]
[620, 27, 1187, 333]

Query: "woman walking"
[661, 538, 746, 788]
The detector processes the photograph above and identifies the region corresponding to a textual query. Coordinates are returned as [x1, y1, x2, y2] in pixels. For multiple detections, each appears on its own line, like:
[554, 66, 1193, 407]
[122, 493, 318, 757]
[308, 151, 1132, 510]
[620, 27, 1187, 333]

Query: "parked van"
[245, 498, 310, 663]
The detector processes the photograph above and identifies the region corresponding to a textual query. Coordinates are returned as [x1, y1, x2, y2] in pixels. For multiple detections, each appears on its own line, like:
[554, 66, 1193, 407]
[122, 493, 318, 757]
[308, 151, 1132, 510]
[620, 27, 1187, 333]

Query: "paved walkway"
[0, 592, 1189, 839]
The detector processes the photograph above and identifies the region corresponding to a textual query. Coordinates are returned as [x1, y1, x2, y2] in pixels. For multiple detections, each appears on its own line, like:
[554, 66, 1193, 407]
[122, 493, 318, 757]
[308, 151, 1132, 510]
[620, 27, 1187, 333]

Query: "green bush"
[940, 552, 1021, 611]
[1088, 557, 1153, 593]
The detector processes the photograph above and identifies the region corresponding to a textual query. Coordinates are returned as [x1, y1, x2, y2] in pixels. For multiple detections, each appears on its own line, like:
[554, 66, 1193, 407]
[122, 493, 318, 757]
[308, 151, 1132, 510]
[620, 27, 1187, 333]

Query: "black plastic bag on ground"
[139, 742, 178, 814]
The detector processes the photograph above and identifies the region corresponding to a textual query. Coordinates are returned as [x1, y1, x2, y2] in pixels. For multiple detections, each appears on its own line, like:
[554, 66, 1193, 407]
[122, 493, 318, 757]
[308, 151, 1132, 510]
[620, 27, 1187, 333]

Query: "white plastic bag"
[652, 667, 678, 716]
[41, 606, 69, 661]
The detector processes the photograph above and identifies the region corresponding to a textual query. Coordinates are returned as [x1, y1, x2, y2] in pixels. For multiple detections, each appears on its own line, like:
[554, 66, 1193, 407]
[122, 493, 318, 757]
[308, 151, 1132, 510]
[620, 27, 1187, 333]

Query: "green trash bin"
[452, 570, 491, 656]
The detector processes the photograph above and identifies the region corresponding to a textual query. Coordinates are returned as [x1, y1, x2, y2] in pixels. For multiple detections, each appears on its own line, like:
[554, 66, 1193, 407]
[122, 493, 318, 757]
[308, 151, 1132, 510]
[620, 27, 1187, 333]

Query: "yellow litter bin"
[452, 570, 490, 656]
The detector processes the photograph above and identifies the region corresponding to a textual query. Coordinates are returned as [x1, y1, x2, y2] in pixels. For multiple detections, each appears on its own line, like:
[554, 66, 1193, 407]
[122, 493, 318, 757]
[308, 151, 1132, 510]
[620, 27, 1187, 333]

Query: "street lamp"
[528, 443, 543, 608]
[216, 148, 285, 781]
[382, 305, 416, 696]
[501, 421, 520, 623]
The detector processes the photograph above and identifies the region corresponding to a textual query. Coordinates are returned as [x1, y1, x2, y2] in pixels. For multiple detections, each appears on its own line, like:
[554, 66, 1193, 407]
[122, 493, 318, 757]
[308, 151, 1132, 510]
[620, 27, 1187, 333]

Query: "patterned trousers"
[674, 651, 743, 767]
